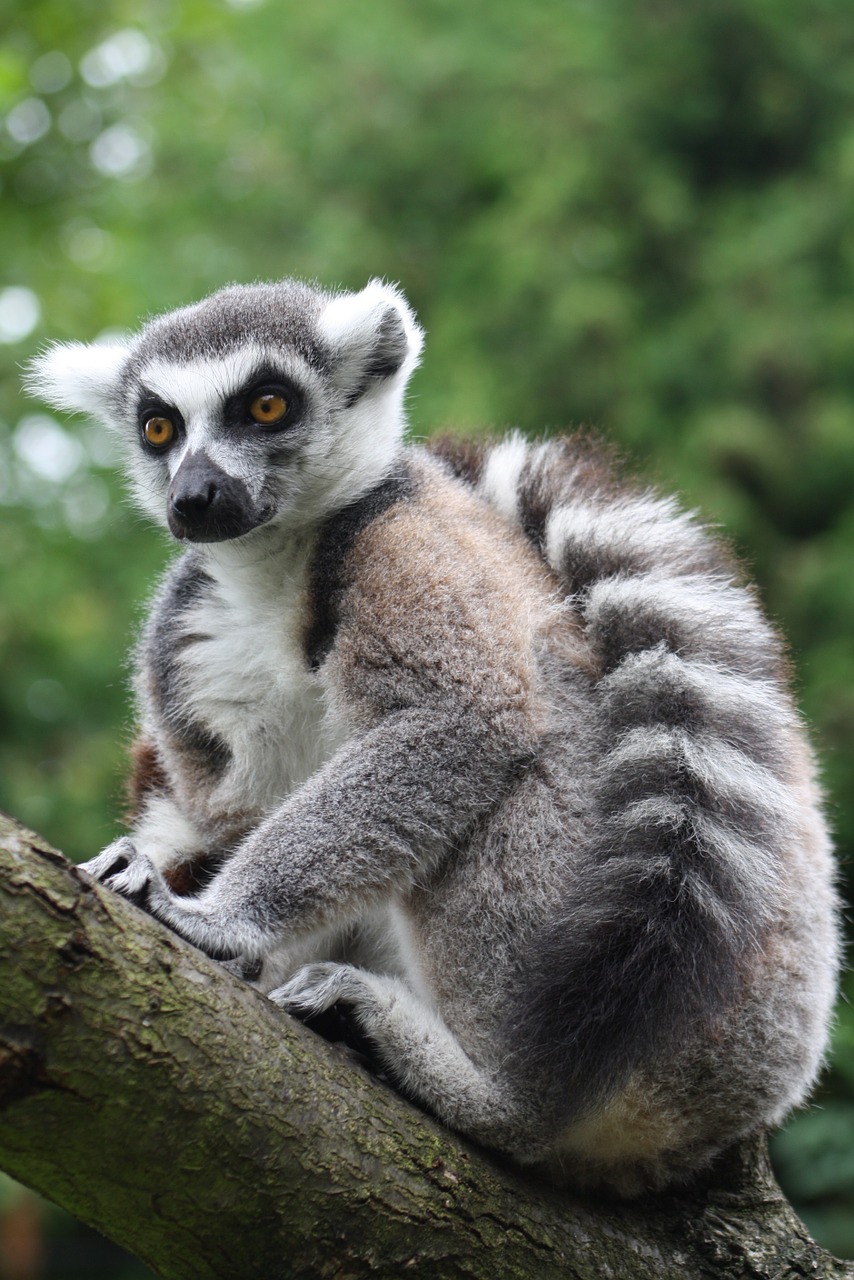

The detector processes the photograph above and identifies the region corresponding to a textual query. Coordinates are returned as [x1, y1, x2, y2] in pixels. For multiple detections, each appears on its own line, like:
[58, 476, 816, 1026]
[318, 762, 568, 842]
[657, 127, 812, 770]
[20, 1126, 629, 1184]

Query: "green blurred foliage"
[1, 0, 853, 1265]
[0, 1173, 154, 1279]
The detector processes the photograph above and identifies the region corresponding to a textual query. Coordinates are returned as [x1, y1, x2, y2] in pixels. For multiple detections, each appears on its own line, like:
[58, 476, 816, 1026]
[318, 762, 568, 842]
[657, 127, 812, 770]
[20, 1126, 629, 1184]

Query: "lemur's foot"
[270, 962, 392, 1067]
[269, 962, 371, 1018]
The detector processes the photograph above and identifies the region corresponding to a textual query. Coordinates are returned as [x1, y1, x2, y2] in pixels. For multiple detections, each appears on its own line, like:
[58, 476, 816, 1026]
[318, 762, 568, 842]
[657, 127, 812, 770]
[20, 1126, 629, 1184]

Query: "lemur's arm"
[85, 706, 522, 960]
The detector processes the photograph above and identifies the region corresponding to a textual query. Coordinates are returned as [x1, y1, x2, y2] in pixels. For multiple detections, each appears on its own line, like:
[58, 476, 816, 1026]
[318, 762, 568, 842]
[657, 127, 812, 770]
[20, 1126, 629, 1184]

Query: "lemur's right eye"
[143, 416, 175, 448]
[249, 392, 290, 426]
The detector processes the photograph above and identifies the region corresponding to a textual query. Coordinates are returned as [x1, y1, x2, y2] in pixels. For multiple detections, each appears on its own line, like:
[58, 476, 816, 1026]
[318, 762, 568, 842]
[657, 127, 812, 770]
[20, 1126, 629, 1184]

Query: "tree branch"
[0, 813, 850, 1280]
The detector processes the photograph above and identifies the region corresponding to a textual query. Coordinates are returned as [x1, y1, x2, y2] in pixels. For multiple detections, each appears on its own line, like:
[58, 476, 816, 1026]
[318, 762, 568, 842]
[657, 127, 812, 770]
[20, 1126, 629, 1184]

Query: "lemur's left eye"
[143, 415, 175, 448]
[249, 392, 289, 425]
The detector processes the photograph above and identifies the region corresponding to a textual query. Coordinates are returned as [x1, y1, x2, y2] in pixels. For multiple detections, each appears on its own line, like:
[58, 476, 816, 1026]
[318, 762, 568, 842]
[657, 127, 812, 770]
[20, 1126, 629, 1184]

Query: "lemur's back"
[29, 276, 839, 1195]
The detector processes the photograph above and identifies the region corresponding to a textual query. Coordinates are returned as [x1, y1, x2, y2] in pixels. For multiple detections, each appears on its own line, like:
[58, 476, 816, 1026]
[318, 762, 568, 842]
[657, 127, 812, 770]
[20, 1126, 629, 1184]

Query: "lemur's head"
[28, 279, 423, 543]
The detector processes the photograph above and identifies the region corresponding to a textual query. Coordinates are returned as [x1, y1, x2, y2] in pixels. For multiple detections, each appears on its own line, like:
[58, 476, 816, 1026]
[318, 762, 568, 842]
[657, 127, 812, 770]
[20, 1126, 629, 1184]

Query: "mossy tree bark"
[0, 812, 851, 1280]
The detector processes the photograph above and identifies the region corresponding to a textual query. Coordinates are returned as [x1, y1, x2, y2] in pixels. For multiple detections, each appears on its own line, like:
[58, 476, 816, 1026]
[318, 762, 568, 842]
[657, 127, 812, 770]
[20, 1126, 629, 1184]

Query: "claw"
[107, 862, 152, 907]
[79, 837, 138, 884]
[79, 838, 158, 911]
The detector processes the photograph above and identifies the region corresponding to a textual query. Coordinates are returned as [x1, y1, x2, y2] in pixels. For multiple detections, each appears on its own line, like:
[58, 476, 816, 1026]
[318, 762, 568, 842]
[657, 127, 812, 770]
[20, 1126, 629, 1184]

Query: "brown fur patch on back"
[328, 455, 574, 734]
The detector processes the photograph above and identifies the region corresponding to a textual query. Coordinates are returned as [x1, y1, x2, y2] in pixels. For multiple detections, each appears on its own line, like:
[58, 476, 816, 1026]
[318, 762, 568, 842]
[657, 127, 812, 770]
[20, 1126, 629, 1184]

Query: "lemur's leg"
[269, 962, 552, 1161]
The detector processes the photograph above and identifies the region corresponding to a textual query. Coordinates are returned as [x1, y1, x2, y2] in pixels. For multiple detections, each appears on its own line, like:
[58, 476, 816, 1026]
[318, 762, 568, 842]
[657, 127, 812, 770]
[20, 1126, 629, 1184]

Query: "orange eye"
[249, 393, 289, 425]
[143, 416, 175, 448]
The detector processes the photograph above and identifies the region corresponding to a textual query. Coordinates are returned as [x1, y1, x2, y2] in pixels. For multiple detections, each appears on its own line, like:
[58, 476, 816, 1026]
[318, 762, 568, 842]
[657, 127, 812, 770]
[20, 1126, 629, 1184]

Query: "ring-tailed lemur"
[29, 278, 839, 1193]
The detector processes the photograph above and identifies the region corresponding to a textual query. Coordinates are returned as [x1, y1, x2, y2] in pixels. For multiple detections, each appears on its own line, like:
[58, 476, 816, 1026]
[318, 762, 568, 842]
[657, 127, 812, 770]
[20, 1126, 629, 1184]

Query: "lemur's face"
[126, 344, 317, 542]
[122, 311, 337, 544]
[28, 279, 423, 544]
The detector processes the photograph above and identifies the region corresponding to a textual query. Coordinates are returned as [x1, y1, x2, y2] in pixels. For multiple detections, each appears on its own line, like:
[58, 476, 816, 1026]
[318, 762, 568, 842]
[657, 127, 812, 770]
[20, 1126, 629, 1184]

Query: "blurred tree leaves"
[1, 0, 853, 1259]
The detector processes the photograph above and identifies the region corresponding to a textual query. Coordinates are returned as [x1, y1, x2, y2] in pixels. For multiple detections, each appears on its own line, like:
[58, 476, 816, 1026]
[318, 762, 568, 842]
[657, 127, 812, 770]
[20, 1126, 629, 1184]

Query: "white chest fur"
[176, 542, 350, 818]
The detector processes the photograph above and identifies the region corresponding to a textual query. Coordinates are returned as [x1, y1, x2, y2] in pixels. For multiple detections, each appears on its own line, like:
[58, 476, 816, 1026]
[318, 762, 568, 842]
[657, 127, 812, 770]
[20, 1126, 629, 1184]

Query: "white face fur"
[27, 279, 424, 545]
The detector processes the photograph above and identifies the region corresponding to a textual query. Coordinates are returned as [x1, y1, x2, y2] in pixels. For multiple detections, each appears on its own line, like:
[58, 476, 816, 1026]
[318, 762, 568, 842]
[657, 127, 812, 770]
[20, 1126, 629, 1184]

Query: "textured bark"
[0, 812, 850, 1280]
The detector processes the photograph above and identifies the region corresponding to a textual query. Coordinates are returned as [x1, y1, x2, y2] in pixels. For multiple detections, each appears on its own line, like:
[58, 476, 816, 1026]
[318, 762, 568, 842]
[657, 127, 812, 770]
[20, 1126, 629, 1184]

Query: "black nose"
[171, 476, 218, 520]
[169, 453, 224, 529]
[166, 451, 264, 543]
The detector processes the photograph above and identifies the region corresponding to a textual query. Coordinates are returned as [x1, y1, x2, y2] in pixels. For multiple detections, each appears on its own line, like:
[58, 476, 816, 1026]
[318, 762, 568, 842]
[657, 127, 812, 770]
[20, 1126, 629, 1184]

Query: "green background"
[1, 0, 853, 1272]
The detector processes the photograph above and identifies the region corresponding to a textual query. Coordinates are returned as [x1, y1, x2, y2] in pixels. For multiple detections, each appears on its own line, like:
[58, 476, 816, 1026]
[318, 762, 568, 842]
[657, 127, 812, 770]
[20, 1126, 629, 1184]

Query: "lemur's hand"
[79, 837, 163, 912]
[79, 837, 248, 965]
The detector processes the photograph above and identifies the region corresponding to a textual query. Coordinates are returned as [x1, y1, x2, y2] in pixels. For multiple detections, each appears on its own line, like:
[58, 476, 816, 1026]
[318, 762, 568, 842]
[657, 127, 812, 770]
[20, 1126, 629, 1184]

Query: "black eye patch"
[137, 390, 185, 452]
[222, 368, 303, 433]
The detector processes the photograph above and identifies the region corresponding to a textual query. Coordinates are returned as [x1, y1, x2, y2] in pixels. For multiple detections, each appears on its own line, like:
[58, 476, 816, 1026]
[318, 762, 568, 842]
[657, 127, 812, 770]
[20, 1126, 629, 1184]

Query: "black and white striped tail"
[433, 432, 800, 1117]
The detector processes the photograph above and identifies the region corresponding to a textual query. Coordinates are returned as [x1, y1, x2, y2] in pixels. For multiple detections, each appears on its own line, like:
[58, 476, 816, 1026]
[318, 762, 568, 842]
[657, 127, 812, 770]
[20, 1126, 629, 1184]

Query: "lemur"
[29, 278, 839, 1194]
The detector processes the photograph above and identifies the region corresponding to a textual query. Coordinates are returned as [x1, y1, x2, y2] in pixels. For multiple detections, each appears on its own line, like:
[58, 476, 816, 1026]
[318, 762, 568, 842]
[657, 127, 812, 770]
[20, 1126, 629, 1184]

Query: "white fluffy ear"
[319, 279, 424, 398]
[25, 340, 129, 420]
